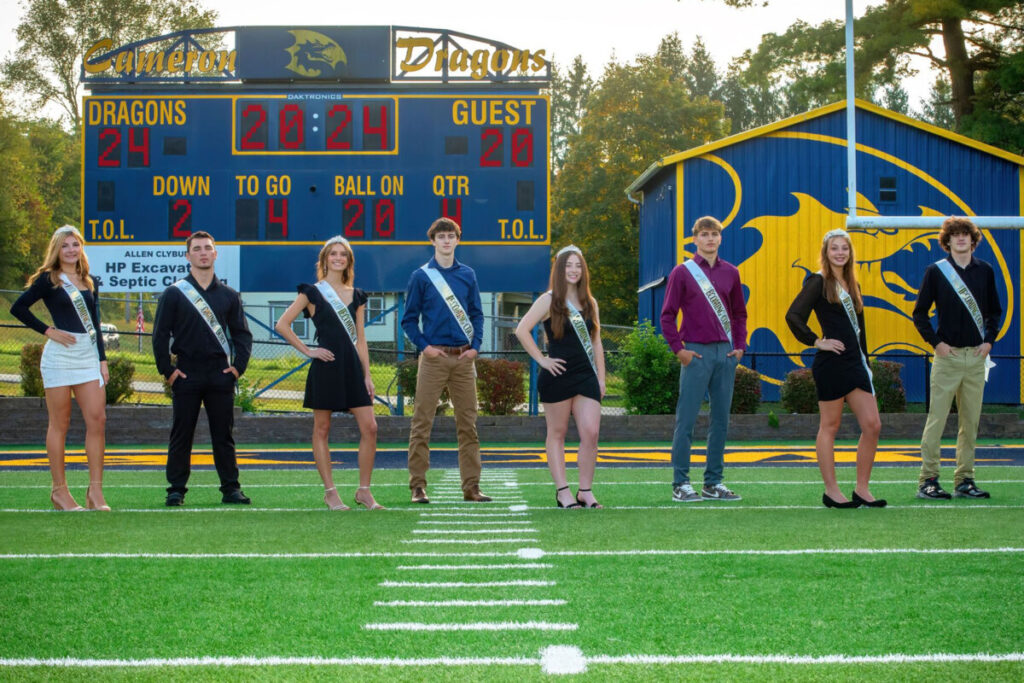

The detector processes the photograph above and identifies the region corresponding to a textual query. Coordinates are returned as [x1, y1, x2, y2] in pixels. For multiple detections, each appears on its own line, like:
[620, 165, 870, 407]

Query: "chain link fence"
[1, 289, 633, 415]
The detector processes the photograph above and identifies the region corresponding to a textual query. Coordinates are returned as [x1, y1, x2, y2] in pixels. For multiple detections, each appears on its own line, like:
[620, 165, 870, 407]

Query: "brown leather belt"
[437, 344, 471, 355]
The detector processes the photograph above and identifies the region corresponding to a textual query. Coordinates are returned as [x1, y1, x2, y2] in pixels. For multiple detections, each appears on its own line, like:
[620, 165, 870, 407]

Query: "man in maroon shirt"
[660, 216, 748, 502]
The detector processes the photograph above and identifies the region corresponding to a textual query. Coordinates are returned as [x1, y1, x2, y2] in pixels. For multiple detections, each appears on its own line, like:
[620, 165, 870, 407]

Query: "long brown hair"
[820, 231, 862, 312]
[316, 237, 354, 285]
[548, 248, 598, 339]
[28, 225, 94, 291]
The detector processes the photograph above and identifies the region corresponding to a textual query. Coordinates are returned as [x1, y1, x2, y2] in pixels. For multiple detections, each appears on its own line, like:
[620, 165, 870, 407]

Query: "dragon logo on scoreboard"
[284, 30, 348, 78]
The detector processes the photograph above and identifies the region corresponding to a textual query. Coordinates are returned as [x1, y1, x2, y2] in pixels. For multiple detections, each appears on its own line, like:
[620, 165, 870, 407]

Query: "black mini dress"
[298, 284, 372, 412]
[785, 273, 873, 401]
[538, 317, 601, 404]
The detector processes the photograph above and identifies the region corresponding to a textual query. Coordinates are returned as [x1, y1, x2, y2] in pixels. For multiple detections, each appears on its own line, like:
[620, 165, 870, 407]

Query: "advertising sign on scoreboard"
[80, 26, 551, 293]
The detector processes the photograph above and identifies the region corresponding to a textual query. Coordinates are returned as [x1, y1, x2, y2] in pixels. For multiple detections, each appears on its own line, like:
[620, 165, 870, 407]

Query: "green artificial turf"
[1, 465, 1021, 680]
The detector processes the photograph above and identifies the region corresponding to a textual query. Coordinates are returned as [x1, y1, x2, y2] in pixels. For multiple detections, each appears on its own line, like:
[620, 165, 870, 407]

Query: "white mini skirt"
[40, 332, 104, 389]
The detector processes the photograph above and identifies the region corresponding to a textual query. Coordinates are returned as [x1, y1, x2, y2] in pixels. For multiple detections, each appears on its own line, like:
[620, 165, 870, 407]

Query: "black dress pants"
[166, 368, 240, 494]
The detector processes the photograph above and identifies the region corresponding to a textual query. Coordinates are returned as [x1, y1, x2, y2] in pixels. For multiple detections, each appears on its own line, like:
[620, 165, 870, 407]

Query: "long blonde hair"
[28, 225, 94, 290]
[820, 231, 862, 312]
[316, 237, 355, 285]
[548, 248, 598, 340]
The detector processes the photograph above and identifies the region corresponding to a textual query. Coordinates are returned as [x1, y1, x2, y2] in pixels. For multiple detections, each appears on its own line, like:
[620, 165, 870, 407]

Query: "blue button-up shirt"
[402, 257, 484, 351]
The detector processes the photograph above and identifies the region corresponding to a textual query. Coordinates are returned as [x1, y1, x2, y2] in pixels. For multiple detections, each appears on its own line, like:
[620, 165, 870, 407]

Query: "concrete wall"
[2, 398, 1020, 445]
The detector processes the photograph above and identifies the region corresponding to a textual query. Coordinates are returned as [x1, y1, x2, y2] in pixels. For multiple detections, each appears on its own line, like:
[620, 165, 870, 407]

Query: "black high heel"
[822, 492, 860, 509]
[556, 486, 581, 509]
[575, 488, 603, 509]
[852, 491, 887, 508]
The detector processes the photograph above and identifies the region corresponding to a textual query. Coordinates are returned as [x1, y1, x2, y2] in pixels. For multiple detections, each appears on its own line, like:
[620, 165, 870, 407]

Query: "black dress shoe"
[222, 490, 251, 505]
[165, 492, 185, 507]
[851, 491, 887, 508]
[822, 493, 859, 508]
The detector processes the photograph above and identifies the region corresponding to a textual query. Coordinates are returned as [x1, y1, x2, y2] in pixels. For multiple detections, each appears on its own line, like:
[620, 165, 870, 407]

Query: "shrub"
[781, 368, 818, 413]
[395, 357, 450, 414]
[871, 359, 906, 413]
[619, 321, 679, 415]
[20, 344, 45, 397]
[475, 357, 526, 415]
[731, 364, 761, 414]
[234, 375, 264, 413]
[104, 355, 135, 404]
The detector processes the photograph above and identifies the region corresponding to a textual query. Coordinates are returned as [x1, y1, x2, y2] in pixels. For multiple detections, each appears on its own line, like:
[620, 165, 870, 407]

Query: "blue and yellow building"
[627, 100, 1023, 403]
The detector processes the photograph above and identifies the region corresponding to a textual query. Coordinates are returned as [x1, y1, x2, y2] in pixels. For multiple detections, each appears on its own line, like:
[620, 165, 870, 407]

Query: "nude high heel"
[50, 484, 84, 511]
[86, 482, 111, 511]
[355, 486, 385, 510]
[324, 486, 350, 511]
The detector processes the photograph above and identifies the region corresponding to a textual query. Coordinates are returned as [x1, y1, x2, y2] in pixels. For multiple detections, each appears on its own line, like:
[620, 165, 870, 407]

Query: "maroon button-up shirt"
[660, 253, 748, 352]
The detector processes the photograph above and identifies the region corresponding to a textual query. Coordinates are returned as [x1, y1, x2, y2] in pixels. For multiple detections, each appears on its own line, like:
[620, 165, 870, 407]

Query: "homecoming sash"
[683, 259, 732, 346]
[563, 296, 598, 377]
[421, 263, 474, 345]
[835, 281, 874, 393]
[173, 280, 231, 360]
[315, 281, 358, 350]
[935, 259, 995, 381]
[58, 273, 99, 360]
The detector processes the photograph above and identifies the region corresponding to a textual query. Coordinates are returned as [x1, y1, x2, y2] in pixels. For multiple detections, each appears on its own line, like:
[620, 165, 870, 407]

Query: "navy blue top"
[401, 257, 484, 351]
[11, 273, 107, 361]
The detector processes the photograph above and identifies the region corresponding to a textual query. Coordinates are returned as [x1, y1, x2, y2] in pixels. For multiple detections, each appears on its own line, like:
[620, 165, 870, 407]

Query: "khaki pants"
[919, 348, 987, 486]
[408, 353, 480, 493]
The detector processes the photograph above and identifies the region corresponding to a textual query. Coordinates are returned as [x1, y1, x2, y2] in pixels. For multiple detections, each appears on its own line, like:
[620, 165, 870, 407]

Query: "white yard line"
[374, 599, 566, 607]
[363, 621, 577, 631]
[395, 563, 553, 570]
[410, 529, 537, 534]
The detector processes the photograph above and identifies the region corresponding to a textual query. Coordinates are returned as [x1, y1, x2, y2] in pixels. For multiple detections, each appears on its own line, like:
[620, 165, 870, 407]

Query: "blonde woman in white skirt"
[11, 226, 110, 511]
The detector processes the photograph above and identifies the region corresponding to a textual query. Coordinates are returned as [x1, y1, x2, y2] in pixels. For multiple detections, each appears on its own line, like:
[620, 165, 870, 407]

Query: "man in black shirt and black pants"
[153, 231, 253, 506]
[912, 217, 1003, 500]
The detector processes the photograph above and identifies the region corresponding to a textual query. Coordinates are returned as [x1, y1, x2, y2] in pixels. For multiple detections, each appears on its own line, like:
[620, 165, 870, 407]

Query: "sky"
[0, 0, 937, 113]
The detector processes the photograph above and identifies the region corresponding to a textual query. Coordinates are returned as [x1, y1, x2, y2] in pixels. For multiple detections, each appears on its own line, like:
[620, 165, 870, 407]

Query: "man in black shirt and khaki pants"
[912, 217, 1003, 500]
[153, 231, 253, 506]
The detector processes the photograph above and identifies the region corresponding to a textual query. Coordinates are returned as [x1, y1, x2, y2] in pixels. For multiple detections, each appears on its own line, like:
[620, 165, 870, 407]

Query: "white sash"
[421, 263, 474, 345]
[549, 291, 598, 377]
[58, 273, 99, 361]
[683, 259, 732, 346]
[315, 281, 358, 350]
[834, 281, 874, 394]
[935, 259, 995, 381]
[173, 279, 231, 360]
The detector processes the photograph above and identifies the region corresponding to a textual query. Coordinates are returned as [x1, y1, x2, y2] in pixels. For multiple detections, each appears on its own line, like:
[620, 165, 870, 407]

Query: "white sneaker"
[701, 483, 741, 501]
[672, 484, 701, 503]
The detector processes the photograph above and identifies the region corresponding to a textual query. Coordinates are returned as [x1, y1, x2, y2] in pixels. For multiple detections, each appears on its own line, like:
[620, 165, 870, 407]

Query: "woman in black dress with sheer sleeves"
[785, 229, 885, 509]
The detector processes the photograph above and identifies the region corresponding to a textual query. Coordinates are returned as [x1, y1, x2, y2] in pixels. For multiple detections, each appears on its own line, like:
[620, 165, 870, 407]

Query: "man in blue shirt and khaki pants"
[402, 217, 491, 503]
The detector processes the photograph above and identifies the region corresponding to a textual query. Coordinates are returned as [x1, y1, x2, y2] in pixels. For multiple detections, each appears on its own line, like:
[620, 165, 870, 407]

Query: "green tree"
[921, 77, 956, 129]
[549, 56, 594, 173]
[684, 36, 719, 99]
[0, 99, 57, 287]
[720, 1, 1024, 150]
[552, 53, 729, 324]
[2, 0, 218, 127]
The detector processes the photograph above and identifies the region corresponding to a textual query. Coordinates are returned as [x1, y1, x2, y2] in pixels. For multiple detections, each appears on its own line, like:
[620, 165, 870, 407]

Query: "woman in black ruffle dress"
[515, 245, 606, 509]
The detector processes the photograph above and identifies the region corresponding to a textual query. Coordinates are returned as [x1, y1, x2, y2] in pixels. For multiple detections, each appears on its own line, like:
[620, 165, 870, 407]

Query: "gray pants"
[670, 341, 737, 486]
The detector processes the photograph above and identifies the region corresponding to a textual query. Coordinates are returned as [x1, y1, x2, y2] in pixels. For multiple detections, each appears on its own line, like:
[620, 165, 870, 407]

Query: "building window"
[365, 294, 386, 326]
[270, 301, 307, 338]
[879, 176, 897, 203]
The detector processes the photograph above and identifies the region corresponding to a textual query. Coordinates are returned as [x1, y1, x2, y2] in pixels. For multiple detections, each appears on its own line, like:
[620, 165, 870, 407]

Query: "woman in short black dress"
[515, 245, 605, 508]
[10, 226, 109, 511]
[786, 229, 884, 508]
[275, 236, 382, 510]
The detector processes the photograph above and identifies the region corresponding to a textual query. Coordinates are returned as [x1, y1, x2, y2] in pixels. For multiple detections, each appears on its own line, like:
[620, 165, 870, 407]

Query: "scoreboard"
[81, 90, 550, 291]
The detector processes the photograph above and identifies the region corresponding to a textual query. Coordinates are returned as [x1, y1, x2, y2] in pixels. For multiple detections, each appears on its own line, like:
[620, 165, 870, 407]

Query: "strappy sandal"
[86, 481, 111, 511]
[323, 486, 350, 511]
[556, 485, 581, 509]
[575, 488, 603, 509]
[50, 484, 84, 511]
[355, 486, 386, 510]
